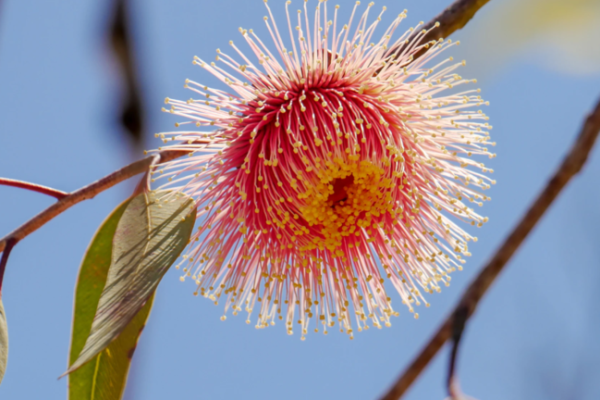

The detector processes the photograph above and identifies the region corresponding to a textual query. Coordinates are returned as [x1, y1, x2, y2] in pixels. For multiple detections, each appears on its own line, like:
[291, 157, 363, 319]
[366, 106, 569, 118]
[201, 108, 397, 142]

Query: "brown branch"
[421, 0, 491, 41]
[383, 0, 491, 72]
[0, 150, 187, 254]
[0, 178, 68, 200]
[379, 94, 600, 400]
[388, 0, 491, 65]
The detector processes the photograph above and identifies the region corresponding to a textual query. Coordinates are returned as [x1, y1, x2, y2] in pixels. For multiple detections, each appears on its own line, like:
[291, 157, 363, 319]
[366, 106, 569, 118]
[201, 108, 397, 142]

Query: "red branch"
[0, 178, 68, 200]
[0, 150, 187, 254]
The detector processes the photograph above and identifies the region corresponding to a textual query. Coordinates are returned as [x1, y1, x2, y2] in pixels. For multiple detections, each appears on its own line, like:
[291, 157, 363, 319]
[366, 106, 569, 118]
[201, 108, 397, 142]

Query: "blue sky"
[1, 0, 600, 399]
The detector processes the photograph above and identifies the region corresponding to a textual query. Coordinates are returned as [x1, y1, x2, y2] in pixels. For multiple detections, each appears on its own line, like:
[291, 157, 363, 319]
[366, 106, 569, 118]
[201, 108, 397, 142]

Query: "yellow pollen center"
[299, 159, 395, 252]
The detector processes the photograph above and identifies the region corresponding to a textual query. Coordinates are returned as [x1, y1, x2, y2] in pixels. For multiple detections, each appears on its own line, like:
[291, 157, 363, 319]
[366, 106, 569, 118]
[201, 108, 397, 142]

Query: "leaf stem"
[0, 238, 16, 293]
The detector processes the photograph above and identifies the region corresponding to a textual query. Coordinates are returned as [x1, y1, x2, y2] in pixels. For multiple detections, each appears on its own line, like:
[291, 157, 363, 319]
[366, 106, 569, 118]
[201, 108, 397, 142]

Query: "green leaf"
[0, 297, 7, 384]
[69, 198, 152, 400]
[67, 192, 195, 377]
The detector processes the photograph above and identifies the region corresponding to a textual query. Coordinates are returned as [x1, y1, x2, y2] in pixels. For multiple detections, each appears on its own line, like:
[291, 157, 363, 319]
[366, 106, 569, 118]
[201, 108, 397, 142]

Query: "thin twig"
[0, 150, 187, 254]
[447, 305, 468, 394]
[0, 178, 68, 200]
[379, 95, 600, 400]
[446, 305, 469, 399]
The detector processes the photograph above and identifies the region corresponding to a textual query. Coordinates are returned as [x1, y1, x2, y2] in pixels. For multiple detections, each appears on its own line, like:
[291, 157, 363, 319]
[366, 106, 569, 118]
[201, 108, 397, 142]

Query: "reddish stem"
[0, 150, 187, 254]
[0, 238, 16, 294]
[0, 178, 68, 200]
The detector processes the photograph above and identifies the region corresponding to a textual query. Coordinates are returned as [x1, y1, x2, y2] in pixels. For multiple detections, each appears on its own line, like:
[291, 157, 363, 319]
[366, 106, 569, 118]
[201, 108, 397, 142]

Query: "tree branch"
[379, 94, 600, 400]
[0, 178, 68, 200]
[421, 0, 490, 41]
[0, 150, 187, 254]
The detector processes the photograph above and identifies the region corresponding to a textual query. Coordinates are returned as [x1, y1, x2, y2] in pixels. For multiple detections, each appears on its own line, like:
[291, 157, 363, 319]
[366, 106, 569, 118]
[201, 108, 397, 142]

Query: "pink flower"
[152, 1, 495, 339]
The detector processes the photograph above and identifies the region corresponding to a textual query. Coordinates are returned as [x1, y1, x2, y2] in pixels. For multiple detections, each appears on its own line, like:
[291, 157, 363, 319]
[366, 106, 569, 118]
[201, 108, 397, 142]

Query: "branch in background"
[110, 0, 144, 146]
[0, 150, 187, 254]
[379, 94, 600, 400]
[390, 0, 490, 63]
[0, 178, 68, 200]
[420, 0, 490, 41]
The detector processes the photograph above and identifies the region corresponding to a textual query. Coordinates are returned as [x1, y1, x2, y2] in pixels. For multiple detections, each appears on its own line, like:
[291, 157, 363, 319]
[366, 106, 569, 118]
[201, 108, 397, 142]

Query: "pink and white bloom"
[151, 0, 495, 339]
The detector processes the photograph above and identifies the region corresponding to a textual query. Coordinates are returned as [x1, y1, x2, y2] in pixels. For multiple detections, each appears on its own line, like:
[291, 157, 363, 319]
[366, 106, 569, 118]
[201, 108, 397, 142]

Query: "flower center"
[299, 159, 396, 253]
[329, 175, 354, 205]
